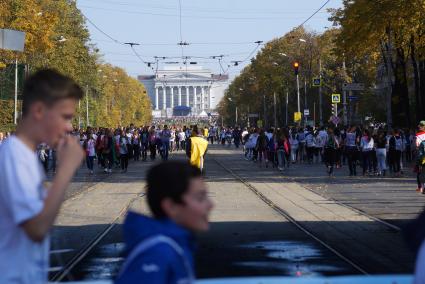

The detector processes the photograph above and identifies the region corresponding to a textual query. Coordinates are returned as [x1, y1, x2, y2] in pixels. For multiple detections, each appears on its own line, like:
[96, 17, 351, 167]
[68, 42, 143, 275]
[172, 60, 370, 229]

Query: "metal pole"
[263, 94, 267, 128]
[86, 85, 89, 127]
[286, 90, 289, 126]
[319, 58, 323, 126]
[296, 74, 300, 126]
[14, 57, 18, 124]
[235, 106, 238, 125]
[342, 59, 348, 126]
[304, 79, 308, 126]
[273, 92, 277, 127]
[78, 100, 81, 129]
[335, 103, 338, 127]
[247, 105, 250, 128]
[313, 102, 316, 126]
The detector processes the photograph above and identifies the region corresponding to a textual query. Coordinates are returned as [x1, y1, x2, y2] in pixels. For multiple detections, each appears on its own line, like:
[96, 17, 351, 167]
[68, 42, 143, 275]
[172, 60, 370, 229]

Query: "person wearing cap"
[415, 121, 425, 193]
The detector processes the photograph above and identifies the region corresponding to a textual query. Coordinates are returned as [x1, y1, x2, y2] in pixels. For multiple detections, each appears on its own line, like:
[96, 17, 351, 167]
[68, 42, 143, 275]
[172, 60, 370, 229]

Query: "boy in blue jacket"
[115, 161, 214, 284]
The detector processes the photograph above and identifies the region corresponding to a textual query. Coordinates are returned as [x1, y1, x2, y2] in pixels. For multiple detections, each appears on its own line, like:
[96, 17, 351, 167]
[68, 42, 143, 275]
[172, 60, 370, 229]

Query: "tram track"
[50, 192, 146, 282]
[212, 157, 370, 275]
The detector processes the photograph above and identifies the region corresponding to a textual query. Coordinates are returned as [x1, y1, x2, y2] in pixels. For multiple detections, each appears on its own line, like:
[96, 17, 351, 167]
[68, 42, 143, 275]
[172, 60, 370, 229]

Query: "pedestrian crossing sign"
[331, 94, 340, 103]
[294, 112, 302, 122]
[313, 77, 321, 87]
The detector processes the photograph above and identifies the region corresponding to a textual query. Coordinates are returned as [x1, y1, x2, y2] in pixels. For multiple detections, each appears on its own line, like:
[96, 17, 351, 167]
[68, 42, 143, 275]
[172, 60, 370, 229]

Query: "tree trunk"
[420, 60, 425, 119]
[394, 48, 411, 128]
[410, 36, 421, 123]
[380, 40, 393, 129]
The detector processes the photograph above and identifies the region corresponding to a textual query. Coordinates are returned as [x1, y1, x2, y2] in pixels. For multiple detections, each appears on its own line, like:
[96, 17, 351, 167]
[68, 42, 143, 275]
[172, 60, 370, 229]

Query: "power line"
[83, 15, 124, 45]
[298, 0, 331, 27]
[82, 0, 328, 16]
[79, 5, 325, 21]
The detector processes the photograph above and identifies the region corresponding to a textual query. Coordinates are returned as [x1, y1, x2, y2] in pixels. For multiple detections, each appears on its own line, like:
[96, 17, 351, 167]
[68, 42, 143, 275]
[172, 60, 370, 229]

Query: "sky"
[77, 0, 343, 79]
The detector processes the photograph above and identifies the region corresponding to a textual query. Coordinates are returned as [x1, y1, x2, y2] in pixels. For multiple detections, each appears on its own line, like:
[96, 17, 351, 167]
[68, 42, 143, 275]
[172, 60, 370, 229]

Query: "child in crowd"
[115, 161, 213, 284]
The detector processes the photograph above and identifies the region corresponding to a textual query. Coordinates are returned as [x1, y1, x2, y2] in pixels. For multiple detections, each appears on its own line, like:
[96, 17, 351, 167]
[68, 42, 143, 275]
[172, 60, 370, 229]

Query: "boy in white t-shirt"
[0, 69, 85, 283]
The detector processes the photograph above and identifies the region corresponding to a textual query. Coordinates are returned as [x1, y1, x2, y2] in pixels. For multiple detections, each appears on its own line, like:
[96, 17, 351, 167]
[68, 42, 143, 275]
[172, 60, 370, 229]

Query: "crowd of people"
[12, 121, 424, 195]
[214, 123, 425, 194]
[20, 124, 207, 175]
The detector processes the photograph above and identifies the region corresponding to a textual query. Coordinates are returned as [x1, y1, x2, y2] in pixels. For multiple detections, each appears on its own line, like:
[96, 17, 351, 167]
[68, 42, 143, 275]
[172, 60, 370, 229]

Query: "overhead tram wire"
[83, 0, 329, 16]
[297, 0, 331, 28]
[79, 5, 327, 21]
[82, 13, 157, 72]
[82, 1, 332, 76]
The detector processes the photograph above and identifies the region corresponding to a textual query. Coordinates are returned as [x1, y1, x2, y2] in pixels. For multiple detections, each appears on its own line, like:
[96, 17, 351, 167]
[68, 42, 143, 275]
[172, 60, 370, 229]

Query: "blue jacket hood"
[123, 211, 195, 253]
[116, 211, 197, 284]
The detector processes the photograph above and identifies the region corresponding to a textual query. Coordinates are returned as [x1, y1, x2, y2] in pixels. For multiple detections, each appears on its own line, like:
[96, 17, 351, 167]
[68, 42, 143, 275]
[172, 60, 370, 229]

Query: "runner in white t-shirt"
[0, 69, 84, 284]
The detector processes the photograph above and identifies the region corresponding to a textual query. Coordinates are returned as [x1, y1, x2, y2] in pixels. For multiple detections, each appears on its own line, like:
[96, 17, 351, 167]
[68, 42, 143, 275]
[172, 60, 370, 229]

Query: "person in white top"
[360, 129, 374, 176]
[178, 129, 186, 151]
[0, 69, 84, 284]
[85, 132, 96, 174]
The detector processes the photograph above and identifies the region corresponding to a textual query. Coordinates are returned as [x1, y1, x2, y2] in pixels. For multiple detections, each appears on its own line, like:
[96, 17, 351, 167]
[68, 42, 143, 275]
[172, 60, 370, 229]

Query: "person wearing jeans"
[360, 130, 374, 176]
[289, 132, 299, 163]
[161, 125, 171, 161]
[345, 127, 359, 176]
[376, 131, 388, 176]
[119, 130, 129, 173]
[86, 133, 96, 174]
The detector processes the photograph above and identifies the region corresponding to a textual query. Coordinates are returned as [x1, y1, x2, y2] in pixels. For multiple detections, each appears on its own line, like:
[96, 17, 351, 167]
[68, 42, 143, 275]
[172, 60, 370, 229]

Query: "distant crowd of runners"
[212, 123, 425, 194]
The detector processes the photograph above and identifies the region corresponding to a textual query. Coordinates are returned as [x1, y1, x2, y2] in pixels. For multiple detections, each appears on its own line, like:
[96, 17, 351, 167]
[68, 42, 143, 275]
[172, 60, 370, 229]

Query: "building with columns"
[138, 65, 228, 118]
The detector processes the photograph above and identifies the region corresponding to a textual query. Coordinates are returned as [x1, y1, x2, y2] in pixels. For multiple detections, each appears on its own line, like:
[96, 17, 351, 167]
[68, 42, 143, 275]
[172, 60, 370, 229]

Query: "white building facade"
[138, 65, 228, 118]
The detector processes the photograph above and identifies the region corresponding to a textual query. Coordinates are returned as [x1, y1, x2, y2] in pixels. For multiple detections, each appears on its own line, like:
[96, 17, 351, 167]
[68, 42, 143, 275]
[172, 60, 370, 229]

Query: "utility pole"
[263, 94, 267, 128]
[86, 85, 89, 127]
[342, 58, 348, 126]
[247, 105, 250, 127]
[285, 90, 289, 127]
[14, 57, 18, 124]
[304, 79, 308, 126]
[273, 92, 277, 127]
[319, 58, 323, 126]
[296, 74, 300, 126]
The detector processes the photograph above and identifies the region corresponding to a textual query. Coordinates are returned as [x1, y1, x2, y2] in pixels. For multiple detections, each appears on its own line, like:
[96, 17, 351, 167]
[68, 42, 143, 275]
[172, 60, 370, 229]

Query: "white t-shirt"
[87, 139, 96, 157]
[178, 131, 186, 141]
[119, 137, 129, 155]
[0, 136, 49, 284]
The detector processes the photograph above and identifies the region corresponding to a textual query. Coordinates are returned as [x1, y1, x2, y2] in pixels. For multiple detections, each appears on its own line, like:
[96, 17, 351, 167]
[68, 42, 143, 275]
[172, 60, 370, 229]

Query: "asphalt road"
[51, 146, 419, 282]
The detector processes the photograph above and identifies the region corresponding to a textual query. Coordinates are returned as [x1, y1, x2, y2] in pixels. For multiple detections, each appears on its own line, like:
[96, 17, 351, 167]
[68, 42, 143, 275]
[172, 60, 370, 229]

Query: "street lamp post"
[86, 85, 89, 127]
[263, 94, 267, 128]
[296, 73, 301, 118]
[14, 57, 18, 124]
[286, 90, 289, 126]
[273, 92, 277, 127]
[319, 58, 323, 126]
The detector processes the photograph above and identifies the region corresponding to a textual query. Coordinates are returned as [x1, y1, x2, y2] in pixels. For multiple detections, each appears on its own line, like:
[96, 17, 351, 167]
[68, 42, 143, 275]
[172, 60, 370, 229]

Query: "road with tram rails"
[48, 145, 420, 282]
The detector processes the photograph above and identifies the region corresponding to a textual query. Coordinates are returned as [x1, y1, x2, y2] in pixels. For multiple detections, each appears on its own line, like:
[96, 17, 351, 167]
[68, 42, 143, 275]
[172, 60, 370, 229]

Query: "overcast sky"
[77, 0, 343, 78]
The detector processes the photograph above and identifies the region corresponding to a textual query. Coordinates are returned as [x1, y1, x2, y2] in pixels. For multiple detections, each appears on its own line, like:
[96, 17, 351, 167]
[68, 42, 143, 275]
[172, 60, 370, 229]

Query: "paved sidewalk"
[224, 146, 425, 228]
[212, 146, 416, 273]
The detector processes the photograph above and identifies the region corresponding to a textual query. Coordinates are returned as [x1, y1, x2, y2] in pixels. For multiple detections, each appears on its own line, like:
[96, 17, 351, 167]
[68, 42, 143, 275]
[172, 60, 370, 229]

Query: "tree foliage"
[219, 27, 381, 127]
[220, 1, 425, 128]
[330, 0, 425, 127]
[0, 0, 152, 127]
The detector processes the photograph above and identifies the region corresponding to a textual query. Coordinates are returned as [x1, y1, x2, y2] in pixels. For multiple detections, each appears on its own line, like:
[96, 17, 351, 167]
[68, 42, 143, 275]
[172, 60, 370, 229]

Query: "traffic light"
[293, 62, 300, 75]
[331, 103, 338, 116]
